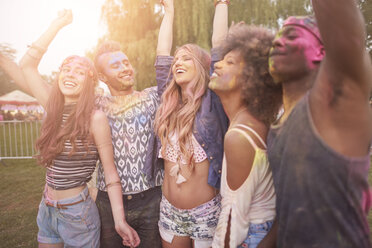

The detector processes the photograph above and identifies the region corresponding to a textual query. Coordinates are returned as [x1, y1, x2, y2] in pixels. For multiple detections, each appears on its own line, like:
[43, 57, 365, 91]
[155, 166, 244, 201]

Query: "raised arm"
[155, 0, 174, 96]
[156, 0, 174, 56]
[212, 1, 229, 49]
[19, 9, 72, 108]
[313, 0, 371, 92]
[91, 110, 140, 248]
[0, 53, 32, 95]
[211, 1, 229, 75]
[310, 0, 372, 156]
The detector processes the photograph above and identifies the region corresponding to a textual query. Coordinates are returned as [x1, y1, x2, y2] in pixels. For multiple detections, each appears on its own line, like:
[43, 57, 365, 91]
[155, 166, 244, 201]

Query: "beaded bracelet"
[214, 0, 230, 7]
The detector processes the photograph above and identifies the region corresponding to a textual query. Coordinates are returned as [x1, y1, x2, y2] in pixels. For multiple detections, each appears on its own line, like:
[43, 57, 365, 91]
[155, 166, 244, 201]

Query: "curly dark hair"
[220, 24, 282, 127]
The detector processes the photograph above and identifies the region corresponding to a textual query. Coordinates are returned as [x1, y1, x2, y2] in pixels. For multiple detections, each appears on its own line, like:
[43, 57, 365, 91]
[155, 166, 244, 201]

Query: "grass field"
[0, 158, 372, 247]
[0, 159, 44, 248]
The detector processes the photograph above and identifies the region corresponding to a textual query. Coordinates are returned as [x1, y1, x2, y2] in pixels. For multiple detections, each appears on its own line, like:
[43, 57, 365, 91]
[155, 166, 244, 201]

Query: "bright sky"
[0, 0, 107, 76]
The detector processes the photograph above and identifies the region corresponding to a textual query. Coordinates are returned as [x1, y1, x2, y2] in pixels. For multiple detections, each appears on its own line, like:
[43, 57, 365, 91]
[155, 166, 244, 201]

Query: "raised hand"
[157, 0, 174, 56]
[52, 9, 73, 29]
[160, 0, 174, 14]
[19, 8, 73, 108]
[116, 221, 141, 247]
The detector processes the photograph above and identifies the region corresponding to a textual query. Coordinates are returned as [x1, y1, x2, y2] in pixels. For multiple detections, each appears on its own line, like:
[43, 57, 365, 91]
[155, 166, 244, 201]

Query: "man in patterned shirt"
[93, 40, 171, 247]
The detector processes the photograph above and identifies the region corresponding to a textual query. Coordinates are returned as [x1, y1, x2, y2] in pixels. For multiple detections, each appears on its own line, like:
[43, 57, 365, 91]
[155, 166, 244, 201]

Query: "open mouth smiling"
[210, 71, 220, 80]
[176, 68, 186, 74]
[119, 72, 133, 80]
[63, 81, 78, 88]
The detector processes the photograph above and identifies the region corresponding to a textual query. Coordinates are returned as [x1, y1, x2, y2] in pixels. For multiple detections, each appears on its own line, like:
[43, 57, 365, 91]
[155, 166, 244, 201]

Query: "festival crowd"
[0, 0, 371, 247]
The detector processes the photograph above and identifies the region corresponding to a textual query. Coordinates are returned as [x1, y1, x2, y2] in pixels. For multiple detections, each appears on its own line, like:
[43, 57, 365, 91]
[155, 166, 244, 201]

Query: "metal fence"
[0, 120, 41, 160]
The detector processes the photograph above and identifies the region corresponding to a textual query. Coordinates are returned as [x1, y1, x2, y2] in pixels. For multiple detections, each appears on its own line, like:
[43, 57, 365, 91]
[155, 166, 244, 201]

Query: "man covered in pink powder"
[264, 0, 372, 247]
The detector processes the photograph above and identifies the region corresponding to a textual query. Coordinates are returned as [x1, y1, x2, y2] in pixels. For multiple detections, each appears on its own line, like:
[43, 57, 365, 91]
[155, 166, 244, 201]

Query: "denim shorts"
[238, 220, 273, 248]
[37, 186, 101, 247]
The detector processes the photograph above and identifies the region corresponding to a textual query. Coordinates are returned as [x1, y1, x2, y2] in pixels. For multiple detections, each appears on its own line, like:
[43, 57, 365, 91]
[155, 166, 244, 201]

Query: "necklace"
[230, 107, 247, 127]
[107, 91, 143, 114]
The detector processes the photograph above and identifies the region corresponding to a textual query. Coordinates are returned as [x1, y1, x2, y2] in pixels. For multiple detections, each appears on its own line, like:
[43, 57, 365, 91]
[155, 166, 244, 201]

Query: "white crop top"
[212, 124, 276, 248]
[159, 132, 207, 184]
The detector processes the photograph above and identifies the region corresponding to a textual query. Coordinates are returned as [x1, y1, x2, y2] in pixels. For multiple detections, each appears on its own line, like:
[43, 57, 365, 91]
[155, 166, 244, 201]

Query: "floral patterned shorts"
[158, 194, 221, 245]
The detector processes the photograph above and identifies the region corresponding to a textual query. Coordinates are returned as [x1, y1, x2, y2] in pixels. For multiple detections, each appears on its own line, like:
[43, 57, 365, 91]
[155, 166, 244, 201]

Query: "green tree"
[173, 0, 311, 51]
[97, 0, 371, 90]
[96, 0, 162, 90]
[0, 43, 21, 96]
[173, 1, 213, 51]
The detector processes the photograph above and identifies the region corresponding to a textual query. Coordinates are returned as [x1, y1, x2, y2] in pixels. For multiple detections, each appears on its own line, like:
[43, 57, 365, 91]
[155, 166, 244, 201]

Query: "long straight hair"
[35, 56, 98, 167]
[155, 44, 210, 170]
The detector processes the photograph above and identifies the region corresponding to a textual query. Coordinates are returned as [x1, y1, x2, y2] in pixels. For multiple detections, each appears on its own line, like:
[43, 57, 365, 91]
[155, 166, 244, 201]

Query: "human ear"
[98, 72, 107, 83]
[316, 46, 325, 61]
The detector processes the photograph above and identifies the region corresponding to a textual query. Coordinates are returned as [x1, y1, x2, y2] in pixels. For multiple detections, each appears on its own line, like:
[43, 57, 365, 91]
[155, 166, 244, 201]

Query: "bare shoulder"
[91, 109, 107, 121]
[90, 109, 109, 129]
[224, 127, 256, 157]
[224, 126, 257, 190]
[225, 128, 245, 148]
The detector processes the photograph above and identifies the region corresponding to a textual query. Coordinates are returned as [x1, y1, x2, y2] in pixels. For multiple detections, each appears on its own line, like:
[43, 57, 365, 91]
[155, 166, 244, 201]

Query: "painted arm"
[313, 0, 371, 92]
[91, 110, 140, 248]
[0, 53, 32, 95]
[19, 9, 72, 108]
[310, 0, 372, 156]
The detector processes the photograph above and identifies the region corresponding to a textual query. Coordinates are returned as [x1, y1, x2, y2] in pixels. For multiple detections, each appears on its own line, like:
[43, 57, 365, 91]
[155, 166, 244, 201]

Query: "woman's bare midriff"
[46, 184, 86, 200]
[162, 159, 217, 209]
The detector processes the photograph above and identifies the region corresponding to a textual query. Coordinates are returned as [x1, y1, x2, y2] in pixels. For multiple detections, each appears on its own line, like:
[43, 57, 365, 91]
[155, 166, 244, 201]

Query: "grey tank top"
[267, 94, 371, 248]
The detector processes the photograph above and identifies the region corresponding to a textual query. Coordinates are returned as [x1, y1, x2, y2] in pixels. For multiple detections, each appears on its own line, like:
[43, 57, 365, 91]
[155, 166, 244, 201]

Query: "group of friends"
[0, 0, 371, 247]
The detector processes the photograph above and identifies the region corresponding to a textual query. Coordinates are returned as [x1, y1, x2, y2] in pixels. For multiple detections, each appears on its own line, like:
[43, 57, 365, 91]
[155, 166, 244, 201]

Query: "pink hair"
[155, 44, 210, 170]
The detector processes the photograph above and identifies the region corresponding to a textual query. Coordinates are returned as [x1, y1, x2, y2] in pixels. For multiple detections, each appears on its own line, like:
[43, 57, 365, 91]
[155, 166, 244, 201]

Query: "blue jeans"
[37, 186, 100, 247]
[238, 220, 274, 248]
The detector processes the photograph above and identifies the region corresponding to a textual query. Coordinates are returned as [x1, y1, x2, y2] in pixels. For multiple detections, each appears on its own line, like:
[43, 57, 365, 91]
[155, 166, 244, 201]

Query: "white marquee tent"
[0, 90, 43, 113]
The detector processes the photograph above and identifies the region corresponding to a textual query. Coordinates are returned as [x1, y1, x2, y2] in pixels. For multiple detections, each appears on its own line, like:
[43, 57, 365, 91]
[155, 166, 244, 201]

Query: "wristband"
[214, 0, 230, 7]
[26, 50, 42, 60]
[106, 181, 121, 189]
[28, 43, 47, 54]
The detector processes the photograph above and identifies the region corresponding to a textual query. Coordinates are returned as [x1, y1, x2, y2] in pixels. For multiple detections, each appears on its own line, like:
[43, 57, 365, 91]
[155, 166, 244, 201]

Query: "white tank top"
[212, 124, 276, 248]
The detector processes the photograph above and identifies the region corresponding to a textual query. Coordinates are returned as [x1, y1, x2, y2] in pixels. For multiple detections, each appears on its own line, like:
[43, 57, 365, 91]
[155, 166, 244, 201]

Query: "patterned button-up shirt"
[96, 87, 163, 193]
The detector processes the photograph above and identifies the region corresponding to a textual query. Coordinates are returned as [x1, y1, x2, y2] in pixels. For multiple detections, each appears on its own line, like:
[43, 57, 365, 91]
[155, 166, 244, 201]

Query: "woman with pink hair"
[145, 0, 228, 247]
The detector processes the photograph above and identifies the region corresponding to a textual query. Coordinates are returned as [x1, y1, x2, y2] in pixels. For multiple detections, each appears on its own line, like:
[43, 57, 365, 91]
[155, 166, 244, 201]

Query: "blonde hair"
[155, 44, 210, 170]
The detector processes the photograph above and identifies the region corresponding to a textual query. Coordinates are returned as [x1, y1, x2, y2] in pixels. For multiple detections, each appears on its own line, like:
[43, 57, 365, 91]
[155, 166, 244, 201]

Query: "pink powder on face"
[283, 16, 323, 45]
